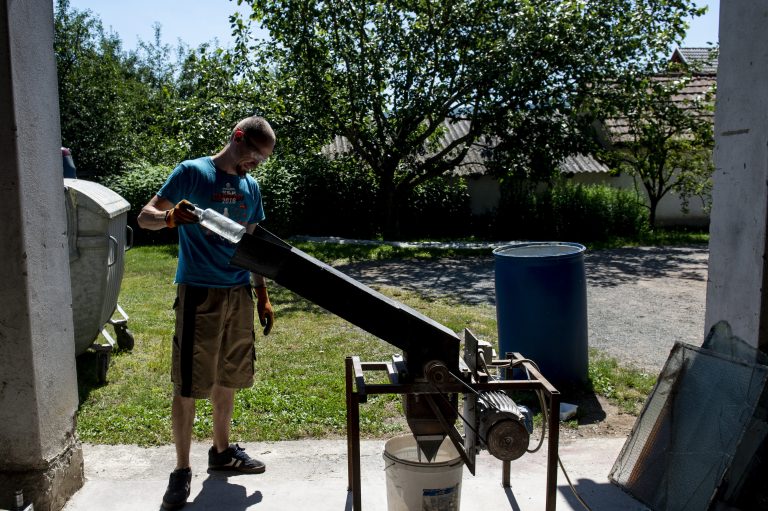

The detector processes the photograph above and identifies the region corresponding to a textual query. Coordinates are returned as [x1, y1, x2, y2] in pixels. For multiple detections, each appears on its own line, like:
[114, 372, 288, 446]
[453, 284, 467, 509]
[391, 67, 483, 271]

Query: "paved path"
[338, 245, 709, 373]
[63, 438, 647, 511]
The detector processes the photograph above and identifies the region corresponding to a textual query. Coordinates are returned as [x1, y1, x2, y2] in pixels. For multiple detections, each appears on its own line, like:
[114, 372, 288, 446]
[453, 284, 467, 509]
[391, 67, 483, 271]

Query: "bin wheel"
[97, 350, 110, 384]
[116, 326, 135, 351]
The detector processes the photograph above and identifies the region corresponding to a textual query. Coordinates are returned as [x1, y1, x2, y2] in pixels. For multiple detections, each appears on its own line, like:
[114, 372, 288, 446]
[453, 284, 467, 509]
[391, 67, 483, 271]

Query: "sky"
[66, 0, 720, 53]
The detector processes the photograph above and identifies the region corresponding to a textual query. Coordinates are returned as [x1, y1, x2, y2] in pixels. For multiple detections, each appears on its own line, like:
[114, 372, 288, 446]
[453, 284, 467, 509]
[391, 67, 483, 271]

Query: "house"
[564, 47, 717, 226]
[439, 47, 718, 225]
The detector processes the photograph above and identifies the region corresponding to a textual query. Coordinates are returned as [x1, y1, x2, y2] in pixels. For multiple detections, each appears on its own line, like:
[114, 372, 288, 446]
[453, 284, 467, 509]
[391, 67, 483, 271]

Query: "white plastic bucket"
[383, 434, 464, 511]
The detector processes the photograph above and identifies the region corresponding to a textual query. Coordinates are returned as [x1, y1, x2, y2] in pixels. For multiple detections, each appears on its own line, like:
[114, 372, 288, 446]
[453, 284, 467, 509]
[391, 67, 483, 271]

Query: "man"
[137, 116, 276, 510]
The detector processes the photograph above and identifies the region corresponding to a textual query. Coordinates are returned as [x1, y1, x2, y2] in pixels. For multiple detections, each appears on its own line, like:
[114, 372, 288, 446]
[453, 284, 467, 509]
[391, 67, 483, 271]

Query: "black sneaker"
[162, 467, 191, 510]
[208, 444, 266, 473]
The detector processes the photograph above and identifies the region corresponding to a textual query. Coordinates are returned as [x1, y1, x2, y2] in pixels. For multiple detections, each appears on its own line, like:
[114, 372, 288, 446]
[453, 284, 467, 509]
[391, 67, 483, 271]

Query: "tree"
[237, 0, 702, 238]
[55, 0, 134, 177]
[54, 1, 202, 178]
[598, 67, 715, 227]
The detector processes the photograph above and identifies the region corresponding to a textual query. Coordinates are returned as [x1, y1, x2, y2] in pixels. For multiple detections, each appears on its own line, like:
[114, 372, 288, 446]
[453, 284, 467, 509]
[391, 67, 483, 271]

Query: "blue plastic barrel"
[494, 242, 588, 388]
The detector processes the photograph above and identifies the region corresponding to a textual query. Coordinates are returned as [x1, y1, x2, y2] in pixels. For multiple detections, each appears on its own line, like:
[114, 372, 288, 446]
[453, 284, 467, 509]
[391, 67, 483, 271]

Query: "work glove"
[165, 199, 199, 228]
[254, 286, 274, 335]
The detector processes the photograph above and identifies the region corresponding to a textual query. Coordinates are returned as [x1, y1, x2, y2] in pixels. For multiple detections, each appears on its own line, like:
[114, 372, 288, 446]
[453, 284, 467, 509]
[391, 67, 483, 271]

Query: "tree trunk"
[378, 175, 400, 240]
[648, 196, 659, 229]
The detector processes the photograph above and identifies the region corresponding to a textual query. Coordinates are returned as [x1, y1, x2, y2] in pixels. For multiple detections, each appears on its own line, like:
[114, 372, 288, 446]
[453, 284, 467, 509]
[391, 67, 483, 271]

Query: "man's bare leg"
[172, 395, 196, 469]
[211, 384, 235, 453]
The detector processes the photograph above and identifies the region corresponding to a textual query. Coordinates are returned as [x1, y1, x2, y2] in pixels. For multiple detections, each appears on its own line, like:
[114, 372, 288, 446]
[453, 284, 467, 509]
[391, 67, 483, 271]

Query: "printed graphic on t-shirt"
[213, 182, 244, 205]
[201, 181, 250, 245]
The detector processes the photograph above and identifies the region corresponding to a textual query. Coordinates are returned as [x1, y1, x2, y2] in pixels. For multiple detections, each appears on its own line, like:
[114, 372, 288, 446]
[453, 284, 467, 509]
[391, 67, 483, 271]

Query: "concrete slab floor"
[61, 436, 648, 510]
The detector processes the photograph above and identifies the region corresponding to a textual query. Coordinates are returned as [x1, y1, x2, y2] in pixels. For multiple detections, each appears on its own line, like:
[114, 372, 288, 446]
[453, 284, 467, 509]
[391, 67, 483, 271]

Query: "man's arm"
[137, 195, 175, 230]
[138, 196, 199, 230]
[247, 223, 274, 334]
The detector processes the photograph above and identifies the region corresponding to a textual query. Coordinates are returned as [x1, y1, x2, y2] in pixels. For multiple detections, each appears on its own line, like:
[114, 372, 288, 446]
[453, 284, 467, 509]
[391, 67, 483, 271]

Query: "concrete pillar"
[705, 1, 768, 353]
[0, 0, 84, 509]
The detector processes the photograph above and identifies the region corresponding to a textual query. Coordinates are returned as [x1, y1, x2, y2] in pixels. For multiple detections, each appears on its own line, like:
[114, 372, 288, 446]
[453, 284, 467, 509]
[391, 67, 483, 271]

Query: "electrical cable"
[526, 388, 548, 453]
[516, 357, 593, 510]
[558, 454, 594, 511]
[443, 353, 594, 510]
[508, 358, 547, 454]
[489, 355, 592, 508]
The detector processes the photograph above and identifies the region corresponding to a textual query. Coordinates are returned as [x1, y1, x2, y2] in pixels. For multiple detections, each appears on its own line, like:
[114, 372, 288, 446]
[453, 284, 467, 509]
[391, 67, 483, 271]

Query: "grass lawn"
[76, 239, 665, 445]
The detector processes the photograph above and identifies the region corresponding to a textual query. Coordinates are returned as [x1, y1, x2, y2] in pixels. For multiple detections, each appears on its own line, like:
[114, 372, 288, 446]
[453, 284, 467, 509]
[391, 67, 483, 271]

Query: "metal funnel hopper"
[415, 435, 446, 462]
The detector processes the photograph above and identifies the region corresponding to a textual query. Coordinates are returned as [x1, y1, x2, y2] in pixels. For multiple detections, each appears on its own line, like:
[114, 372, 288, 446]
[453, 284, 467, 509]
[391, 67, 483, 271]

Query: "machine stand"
[345, 353, 560, 510]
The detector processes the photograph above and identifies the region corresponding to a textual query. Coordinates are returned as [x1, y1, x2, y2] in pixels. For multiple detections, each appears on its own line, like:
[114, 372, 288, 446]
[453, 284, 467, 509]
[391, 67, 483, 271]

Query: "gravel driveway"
[338, 245, 708, 374]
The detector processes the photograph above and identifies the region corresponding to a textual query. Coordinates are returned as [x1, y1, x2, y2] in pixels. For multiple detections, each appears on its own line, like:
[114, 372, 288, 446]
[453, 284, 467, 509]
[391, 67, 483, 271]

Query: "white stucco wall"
[467, 171, 709, 226]
[466, 175, 501, 215]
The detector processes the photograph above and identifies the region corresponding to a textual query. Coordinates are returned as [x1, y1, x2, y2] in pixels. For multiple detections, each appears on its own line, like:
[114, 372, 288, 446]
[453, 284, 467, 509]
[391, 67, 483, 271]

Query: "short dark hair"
[235, 116, 275, 146]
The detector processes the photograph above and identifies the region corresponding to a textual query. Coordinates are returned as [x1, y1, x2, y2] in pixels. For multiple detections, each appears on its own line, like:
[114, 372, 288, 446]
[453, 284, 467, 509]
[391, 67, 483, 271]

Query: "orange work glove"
[254, 286, 274, 335]
[165, 199, 199, 228]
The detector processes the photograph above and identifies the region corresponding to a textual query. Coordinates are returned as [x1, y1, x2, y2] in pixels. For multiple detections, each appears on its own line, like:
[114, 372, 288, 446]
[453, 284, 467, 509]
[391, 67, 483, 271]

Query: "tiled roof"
[604, 74, 716, 143]
[323, 126, 608, 176]
[322, 47, 717, 178]
[440, 120, 489, 176]
[670, 47, 718, 75]
[322, 119, 490, 176]
[560, 153, 610, 174]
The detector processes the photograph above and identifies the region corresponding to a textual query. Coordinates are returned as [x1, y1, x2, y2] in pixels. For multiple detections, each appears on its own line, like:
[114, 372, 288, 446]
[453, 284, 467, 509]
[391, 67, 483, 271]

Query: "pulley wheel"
[486, 419, 529, 461]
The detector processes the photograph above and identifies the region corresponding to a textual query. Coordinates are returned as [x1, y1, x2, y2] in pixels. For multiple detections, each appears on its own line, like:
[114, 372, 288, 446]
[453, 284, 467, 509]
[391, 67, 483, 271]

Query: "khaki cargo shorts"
[172, 284, 256, 398]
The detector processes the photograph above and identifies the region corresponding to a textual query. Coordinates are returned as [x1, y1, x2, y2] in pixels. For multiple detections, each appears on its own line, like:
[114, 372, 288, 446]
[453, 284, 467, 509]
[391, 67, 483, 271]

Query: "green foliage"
[54, 1, 185, 178]
[547, 181, 650, 240]
[101, 162, 169, 218]
[255, 154, 378, 237]
[496, 180, 649, 242]
[399, 178, 472, 240]
[171, 44, 267, 159]
[54, 1, 265, 179]
[54, 0, 710, 242]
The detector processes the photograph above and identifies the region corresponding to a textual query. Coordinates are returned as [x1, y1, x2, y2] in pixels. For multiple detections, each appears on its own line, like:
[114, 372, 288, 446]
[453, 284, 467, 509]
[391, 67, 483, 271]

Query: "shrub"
[496, 179, 648, 242]
[257, 155, 474, 240]
[102, 157, 645, 244]
[100, 161, 176, 244]
[255, 154, 378, 238]
[399, 177, 472, 239]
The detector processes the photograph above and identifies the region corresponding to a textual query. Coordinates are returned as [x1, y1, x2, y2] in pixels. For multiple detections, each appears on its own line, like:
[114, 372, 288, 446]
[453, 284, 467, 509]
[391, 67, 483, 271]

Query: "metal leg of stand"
[502, 460, 511, 487]
[345, 357, 362, 510]
[546, 391, 560, 511]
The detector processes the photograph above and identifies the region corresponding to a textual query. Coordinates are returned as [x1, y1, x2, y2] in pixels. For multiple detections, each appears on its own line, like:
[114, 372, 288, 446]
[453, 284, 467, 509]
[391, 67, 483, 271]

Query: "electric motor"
[477, 391, 533, 461]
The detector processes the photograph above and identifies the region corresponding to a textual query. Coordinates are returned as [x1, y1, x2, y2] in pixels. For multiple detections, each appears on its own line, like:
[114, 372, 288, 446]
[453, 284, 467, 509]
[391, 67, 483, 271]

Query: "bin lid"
[493, 242, 585, 258]
[64, 178, 130, 218]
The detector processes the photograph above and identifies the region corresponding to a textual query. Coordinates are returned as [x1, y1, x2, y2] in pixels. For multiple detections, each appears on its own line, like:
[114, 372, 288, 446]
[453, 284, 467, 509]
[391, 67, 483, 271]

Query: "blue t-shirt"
[157, 157, 265, 287]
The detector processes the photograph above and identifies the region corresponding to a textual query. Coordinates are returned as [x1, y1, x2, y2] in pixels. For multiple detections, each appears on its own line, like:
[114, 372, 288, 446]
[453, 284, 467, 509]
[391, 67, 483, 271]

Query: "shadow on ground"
[182, 474, 263, 510]
[585, 246, 708, 288]
[337, 245, 708, 304]
[559, 479, 647, 510]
